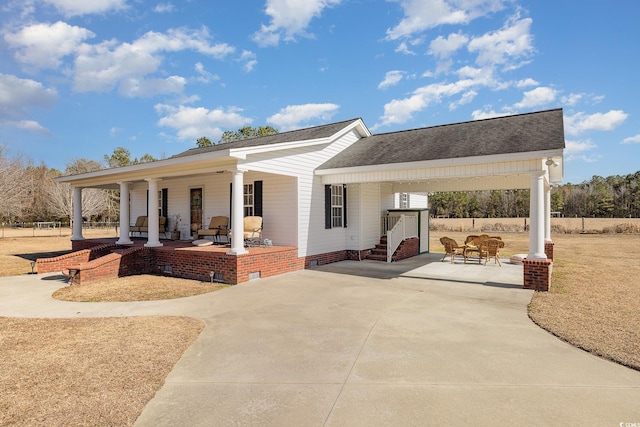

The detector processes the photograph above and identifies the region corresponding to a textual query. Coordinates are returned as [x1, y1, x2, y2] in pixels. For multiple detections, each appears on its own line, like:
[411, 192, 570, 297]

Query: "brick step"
[371, 247, 387, 254]
[366, 253, 387, 261]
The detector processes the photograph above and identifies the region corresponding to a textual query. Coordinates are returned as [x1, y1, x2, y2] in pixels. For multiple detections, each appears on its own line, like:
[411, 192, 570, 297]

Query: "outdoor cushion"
[192, 239, 213, 247]
[510, 254, 527, 264]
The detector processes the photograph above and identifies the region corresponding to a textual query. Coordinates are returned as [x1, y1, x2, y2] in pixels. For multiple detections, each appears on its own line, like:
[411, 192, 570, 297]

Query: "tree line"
[428, 171, 640, 218]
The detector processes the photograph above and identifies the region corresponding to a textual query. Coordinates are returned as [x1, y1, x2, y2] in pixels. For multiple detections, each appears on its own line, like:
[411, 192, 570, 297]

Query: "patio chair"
[130, 216, 147, 236]
[439, 237, 465, 263]
[463, 234, 490, 264]
[243, 216, 263, 247]
[197, 216, 229, 242]
[479, 238, 505, 266]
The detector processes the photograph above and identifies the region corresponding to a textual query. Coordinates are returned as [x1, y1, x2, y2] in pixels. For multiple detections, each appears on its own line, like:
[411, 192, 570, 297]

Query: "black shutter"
[324, 185, 332, 229]
[161, 188, 168, 218]
[146, 190, 149, 215]
[342, 184, 347, 228]
[254, 180, 263, 217]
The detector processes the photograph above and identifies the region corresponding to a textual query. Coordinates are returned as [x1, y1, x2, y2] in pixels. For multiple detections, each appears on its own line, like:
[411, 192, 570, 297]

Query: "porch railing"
[386, 214, 418, 263]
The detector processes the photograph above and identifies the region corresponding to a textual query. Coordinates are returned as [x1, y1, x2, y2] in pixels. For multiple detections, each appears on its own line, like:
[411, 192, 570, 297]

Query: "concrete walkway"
[1, 254, 639, 426]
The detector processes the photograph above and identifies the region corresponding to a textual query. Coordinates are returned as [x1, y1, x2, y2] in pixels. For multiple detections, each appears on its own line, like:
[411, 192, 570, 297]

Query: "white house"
[53, 108, 565, 287]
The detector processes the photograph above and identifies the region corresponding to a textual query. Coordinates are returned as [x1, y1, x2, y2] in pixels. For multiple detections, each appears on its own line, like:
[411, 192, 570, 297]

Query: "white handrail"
[386, 214, 418, 262]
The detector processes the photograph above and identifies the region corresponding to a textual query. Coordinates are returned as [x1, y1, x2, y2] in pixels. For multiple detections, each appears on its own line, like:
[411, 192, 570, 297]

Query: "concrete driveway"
[1, 254, 639, 426]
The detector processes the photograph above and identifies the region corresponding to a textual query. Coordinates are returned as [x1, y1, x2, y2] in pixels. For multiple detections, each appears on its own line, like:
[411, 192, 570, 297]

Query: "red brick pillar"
[523, 259, 552, 292]
[544, 241, 555, 261]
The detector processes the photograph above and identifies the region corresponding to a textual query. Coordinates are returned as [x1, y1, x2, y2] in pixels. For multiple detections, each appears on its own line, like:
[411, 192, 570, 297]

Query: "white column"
[71, 186, 84, 240]
[144, 178, 163, 247]
[227, 169, 247, 255]
[528, 171, 547, 260]
[116, 182, 133, 245]
[544, 182, 552, 242]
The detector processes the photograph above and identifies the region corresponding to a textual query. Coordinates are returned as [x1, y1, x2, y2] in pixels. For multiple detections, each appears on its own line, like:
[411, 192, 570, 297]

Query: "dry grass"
[528, 234, 640, 370]
[431, 229, 640, 371]
[0, 231, 223, 426]
[53, 275, 228, 302]
[0, 316, 204, 426]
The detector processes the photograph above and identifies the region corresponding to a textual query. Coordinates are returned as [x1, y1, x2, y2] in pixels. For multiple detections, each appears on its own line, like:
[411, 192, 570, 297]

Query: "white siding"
[360, 183, 382, 249]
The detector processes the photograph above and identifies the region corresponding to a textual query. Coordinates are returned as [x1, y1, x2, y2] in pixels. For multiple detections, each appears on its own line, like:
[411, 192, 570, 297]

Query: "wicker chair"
[479, 238, 505, 266]
[439, 237, 465, 263]
[463, 234, 490, 264]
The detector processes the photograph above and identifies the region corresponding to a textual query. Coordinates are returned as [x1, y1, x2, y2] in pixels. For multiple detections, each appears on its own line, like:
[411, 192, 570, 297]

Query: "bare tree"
[0, 147, 27, 222]
[47, 159, 111, 223]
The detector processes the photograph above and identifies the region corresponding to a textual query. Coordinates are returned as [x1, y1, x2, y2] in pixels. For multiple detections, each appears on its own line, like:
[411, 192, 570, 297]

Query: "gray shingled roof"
[171, 118, 362, 158]
[318, 109, 565, 170]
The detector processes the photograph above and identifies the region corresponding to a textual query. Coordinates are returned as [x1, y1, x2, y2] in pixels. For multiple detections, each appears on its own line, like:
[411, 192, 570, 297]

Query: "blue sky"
[0, 0, 638, 184]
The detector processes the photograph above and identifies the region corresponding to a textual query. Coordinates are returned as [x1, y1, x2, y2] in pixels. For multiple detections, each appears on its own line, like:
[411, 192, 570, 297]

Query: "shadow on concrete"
[15, 250, 71, 262]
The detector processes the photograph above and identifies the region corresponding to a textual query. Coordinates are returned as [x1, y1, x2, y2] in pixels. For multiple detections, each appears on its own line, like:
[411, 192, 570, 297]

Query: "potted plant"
[170, 214, 182, 240]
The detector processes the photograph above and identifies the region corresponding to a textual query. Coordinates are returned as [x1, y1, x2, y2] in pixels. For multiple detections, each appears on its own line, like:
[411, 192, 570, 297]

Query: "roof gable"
[318, 109, 565, 170]
[171, 118, 364, 159]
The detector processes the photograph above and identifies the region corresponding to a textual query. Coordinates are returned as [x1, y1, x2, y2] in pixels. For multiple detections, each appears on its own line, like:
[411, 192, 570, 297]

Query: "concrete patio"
[1, 253, 639, 426]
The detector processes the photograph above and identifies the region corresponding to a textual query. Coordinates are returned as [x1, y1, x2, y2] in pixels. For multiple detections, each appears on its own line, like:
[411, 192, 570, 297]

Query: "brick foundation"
[544, 241, 555, 261]
[523, 258, 552, 292]
[37, 238, 422, 286]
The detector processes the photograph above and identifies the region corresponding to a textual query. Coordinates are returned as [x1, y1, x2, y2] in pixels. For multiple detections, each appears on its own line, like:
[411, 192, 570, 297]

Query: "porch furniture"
[197, 216, 229, 242]
[439, 237, 465, 263]
[192, 239, 213, 247]
[130, 216, 167, 238]
[463, 234, 490, 264]
[243, 216, 263, 247]
[130, 216, 147, 236]
[479, 238, 505, 266]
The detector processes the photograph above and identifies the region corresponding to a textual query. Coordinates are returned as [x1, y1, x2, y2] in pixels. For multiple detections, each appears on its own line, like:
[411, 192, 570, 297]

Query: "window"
[331, 185, 343, 227]
[244, 183, 254, 216]
[324, 184, 347, 229]
[158, 190, 163, 216]
[399, 193, 408, 208]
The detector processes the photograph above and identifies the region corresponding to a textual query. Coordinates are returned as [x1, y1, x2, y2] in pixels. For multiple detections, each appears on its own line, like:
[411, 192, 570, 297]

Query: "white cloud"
[564, 110, 628, 135]
[2, 119, 50, 135]
[449, 90, 477, 110]
[513, 86, 557, 109]
[429, 32, 468, 58]
[377, 79, 475, 126]
[378, 70, 405, 90]
[561, 93, 583, 106]
[564, 138, 599, 163]
[4, 21, 95, 69]
[471, 108, 511, 120]
[395, 41, 416, 55]
[252, 0, 341, 47]
[467, 16, 533, 67]
[386, 0, 507, 40]
[155, 104, 252, 140]
[194, 62, 219, 83]
[40, 0, 128, 17]
[153, 2, 174, 13]
[239, 50, 257, 72]
[622, 134, 640, 144]
[516, 78, 538, 88]
[564, 139, 596, 155]
[0, 73, 57, 118]
[267, 103, 340, 131]
[73, 27, 234, 96]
